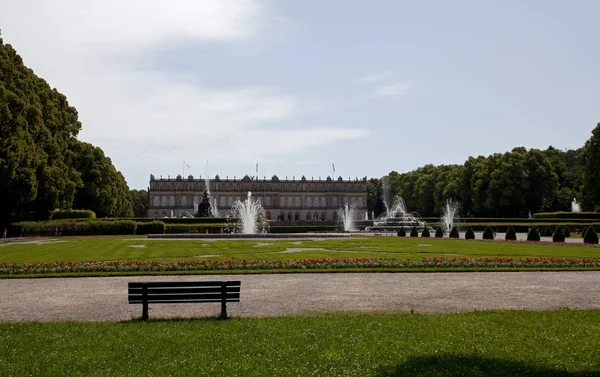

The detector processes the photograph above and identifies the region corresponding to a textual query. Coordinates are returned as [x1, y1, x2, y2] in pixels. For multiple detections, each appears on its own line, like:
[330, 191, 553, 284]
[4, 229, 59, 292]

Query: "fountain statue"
[231, 192, 268, 234]
[196, 190, 213, 217]
[440, 199, 460, 233]
[338, 202, 356, 231]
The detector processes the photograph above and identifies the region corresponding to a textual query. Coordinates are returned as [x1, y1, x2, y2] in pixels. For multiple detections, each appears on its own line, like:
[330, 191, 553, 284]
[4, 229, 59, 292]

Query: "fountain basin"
[148, 233, 356, 239]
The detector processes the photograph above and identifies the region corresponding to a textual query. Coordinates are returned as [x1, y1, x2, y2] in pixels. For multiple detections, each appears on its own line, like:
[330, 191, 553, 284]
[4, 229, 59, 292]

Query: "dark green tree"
[449, 226, 459, 239]
[465, 227, 475, 240]
[562, 226, 571, 238]
[434, 227, 443, 238]
[527, 227, 540, 242]
[131, 189, 149, 217]
[410, 226, 418, 237]
[482, 227, 494, 240]
[397, 227, 406, 237]
[583, 227, 599, 244]
[552, 227, 565, 243]
[421, 227, 430, 237]
[505, 226, 517, 241]
[581, 123, 600, 211]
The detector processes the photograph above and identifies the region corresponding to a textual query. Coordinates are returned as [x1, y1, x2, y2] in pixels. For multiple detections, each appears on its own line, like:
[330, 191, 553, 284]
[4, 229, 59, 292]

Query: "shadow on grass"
[123, 316, 234, 323]
[377, 355, 598, 377]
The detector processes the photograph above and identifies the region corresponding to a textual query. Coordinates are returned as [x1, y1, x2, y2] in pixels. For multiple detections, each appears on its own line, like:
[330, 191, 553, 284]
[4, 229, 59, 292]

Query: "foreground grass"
[0, 236, 598, 265]
[2, 311, 599, 376]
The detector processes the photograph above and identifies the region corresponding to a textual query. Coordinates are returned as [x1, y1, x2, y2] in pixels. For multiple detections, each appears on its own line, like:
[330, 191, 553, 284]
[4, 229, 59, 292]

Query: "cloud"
[356, 71, 410, 99]
[356, 71, 392, 84]
[374, 82, 411, 97]
[0, 0, 368, 188]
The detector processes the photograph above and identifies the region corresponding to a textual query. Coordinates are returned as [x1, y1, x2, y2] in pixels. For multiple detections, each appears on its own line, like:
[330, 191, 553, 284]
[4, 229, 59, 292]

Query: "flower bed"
[2, 257, 600, 275]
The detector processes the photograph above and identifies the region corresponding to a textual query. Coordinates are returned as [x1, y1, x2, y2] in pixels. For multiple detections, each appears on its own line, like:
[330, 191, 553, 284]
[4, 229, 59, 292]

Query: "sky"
[1, 0, 599, 189]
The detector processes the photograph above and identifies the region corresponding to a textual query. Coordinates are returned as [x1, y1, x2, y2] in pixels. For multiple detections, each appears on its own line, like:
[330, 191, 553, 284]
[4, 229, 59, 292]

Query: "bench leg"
[142, 301, 149, 321]
[219, 300, 227, 320]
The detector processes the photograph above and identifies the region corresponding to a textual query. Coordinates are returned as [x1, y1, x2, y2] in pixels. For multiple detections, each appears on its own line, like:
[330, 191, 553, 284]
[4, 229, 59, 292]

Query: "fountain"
[440, 199, 460, 232]
[338, 202, 356, 231]
[231, 192, 268, 234]
[571, 198, 581, 213]
[366, 195, 429, 232]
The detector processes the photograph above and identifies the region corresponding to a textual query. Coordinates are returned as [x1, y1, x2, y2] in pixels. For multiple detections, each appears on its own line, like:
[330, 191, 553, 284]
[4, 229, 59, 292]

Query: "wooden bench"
[128, 281, 241, 320]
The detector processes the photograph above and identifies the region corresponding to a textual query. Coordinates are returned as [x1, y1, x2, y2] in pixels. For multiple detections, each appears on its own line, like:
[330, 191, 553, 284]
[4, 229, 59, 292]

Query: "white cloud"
[0, 0, 368, 188]
[356, 71, 393, 84]
[356, 71, 410, 99]
[374, 82, 411, 97]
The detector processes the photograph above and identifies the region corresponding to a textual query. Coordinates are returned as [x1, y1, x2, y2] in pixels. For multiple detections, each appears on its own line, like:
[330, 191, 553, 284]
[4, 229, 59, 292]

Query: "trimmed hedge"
[562, 226, 571, 238]
[49, 210, 96, 220]
[533, 212, 600, 220]
[15, 220, 135, 236]
[584, 227, 599, 244]
[482, 227, 494, 240]
[449, 227, 459, 239]
[397, 227, 406, 237]
[135, 221, 166, 235]
[410, 227, 418, 237]
[421, 227, 430, 237]
[465, 227, 475, 240]
[527, 227, 540, 242]
[505, 226, 517, 241]
[434, 228, 443, 238]
[552, 227, 565, 243]
[165, 224, 228, 234]
[269, 225, 337, 234]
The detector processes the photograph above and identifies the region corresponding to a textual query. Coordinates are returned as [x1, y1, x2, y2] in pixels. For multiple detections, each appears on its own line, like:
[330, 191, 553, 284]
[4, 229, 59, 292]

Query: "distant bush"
[505, 226, 517, 241]
[584, 227, 599, 244]
[434, 228, 443, 238]
[410, 227, 418, 237]
[397, 227, 406, 237]
[421, 227, 430, 237]
[562, 226, 571, 238]
[527, 227, 540, 242]
[49, 210, 96, 220]
[465, 227, 475, 240]
[552, 227, 565, 243]
[540, 226, 554, 237]
[449, 227, 459, 239]
[135, 221, 166, 235]
[15, 220, 135, 236]
[482, 227, 494, 240]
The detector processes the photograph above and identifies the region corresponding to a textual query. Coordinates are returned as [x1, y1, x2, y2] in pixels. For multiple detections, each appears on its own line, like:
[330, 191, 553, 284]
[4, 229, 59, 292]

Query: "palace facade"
[148, 174, 368, 222]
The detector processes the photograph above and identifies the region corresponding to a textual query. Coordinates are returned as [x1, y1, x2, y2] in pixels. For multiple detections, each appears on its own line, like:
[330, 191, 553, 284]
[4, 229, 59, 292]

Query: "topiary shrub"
[49, 209, 96, 220]
[482, 227, 494, 240]
[581, 226, 589, 238]
[410, 227, 418, 237]
[465, 227, 475, 240]
[435, 228, 444, 238]
[584, 227, 599, 244]
[540, 226, 554, 237]
[397, 227, 406, 237]
[449, 227, 459, 239]
[527, 227, 540, 242]
[552, 227, 565, 243]
[505, 226, 517, 241]
[562, 226, 571, 238]
[421, 227, 430, 237]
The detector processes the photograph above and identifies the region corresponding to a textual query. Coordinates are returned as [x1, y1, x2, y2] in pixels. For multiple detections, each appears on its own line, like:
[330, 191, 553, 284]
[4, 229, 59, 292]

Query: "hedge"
[410, 227, 418, 237]
[421, 227, 430, 237]
[269, 225, 338, 233]
[552, 227, 565, 243]
[449, 227, 459, 239]
[165, 224, 228, 234]
[482, 227, 494, 240]
[584, 228, 599, 244]
[14, 220, 136, 236]
[505, 226, 517, 241]
[527, 227, 540, 242]
[49, 210, 96, 220]
[135, 221, 166, 235]
[465, 227, 475, 240]
[533, 212, 600, 220]
[434, 228, 443, 238]
[397, 227, 406, 237]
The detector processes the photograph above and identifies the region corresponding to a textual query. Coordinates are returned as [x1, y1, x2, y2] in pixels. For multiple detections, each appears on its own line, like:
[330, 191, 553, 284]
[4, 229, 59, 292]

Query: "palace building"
[148, 174, 368, 223]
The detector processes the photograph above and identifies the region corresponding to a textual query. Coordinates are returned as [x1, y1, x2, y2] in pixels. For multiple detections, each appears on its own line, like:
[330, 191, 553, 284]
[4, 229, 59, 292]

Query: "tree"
[421, 227, 430, 237]
[505, 226, 517, 241]
[527, 227, 540, 242]
[552, 227, 565, 243]
[410, 227, 418, 237]
[482, 227, 494, 240]
[449, 227, 459, 239]
[465, 227, 475, 240]
[581, 123, 600, 211]
[583, 227, 598, 245]
[131, 189, 149, 217]
[435, 228, 443, 238]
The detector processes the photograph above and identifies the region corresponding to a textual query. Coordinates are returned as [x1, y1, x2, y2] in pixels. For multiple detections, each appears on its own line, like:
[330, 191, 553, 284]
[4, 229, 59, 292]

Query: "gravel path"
[1, 272, 599, 322]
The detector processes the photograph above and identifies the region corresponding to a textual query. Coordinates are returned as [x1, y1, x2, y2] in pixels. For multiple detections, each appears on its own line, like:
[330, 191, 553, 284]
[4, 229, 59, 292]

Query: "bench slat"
[128, 287, 240, 295]
[128, 281, 240, 288]
[129, 299, 240, 304]
[128, 292, 240, 302]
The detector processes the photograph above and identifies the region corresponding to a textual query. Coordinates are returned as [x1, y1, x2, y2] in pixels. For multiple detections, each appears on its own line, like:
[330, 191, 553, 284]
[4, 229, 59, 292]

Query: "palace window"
[287, 197, 293, 207]
[153, 196, 160, 207]
[332, 212, 338, 221]
[287, 212, 292, 221]
[321, 212, 326, 221]
[295, 197, 301, 207]
[161, 196, 167, 207]
[280, 212, 285, 221]
[313, 212, 319, 221]
[306, 212, 311, 221]
[181, 196, 187, 207]
[266, 212, 271, 220]
[295, 212, 300, 221]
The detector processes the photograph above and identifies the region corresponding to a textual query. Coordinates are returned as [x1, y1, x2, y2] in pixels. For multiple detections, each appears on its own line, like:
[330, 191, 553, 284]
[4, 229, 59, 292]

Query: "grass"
[0, 236, 599, 265]
[2, 310, 599, 376]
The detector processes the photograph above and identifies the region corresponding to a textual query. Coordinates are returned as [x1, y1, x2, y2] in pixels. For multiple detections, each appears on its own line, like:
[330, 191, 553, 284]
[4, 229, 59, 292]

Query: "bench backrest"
[128, 281, 241, 304]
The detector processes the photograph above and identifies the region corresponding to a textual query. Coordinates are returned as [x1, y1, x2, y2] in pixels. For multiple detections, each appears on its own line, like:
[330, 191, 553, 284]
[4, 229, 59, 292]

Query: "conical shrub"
[421, 227, 430, 237]
[527, 227, 540, 241]
[541, 226, 554, 237]
[584, 227, 599, 244]
[582, 226, 589, 239]
[505, 226, 517, 241]
[465, 227, 475, 240]
[552, 227, 565, 243]
[482, 226, 494, 240]
[435, 228, 444, 238]
[449, 226, 459, 239]
[397, 227, 406, 237]
[562, 227, 571, 238]
[410, 226, 418, 237]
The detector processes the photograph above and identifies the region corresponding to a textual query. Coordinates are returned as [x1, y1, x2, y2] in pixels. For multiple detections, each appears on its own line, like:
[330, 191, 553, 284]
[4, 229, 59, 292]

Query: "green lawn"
[0, 236, 598, 264]
[2, 310, 599, 376]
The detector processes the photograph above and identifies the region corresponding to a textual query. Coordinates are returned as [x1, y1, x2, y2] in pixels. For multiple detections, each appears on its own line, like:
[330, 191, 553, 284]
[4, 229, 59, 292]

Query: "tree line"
[368, 123, 600, 218]
[0, 35, 147, 227]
